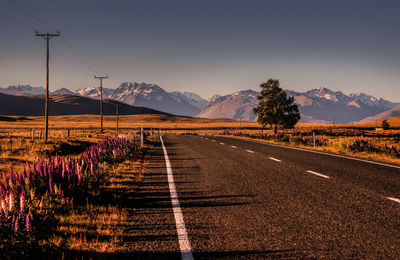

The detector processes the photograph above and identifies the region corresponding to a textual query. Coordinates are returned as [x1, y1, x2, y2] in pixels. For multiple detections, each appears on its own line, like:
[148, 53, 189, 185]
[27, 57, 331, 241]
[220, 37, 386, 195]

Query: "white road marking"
[212, 140, 216, 142]
[238, 137, 400, 170]
[246, 150, 254, 153]
[387, 197, 400, 204]
[220, 142, 225, 145]
[160, 136, 193, 260]
[205, 138, 209, 140]
[307, 170, 330, 179]
[269, 157, 282, 162]
[231, 145, 237, 148]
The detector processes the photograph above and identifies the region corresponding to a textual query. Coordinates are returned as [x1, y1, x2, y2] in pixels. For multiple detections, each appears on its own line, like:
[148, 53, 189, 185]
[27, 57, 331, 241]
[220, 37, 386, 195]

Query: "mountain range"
[1, 84, 398, 123]
[0, 92, 165, 116]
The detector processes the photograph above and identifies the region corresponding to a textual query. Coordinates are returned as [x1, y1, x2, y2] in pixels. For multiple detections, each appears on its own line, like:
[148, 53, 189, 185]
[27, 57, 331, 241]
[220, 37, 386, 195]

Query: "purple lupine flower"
[26, 213, 32, 232]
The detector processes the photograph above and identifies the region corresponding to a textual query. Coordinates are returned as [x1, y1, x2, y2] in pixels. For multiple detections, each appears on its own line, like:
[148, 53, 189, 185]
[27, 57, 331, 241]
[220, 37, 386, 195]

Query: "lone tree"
[253, 79, 301, 133]
[382, 119, 390, 130]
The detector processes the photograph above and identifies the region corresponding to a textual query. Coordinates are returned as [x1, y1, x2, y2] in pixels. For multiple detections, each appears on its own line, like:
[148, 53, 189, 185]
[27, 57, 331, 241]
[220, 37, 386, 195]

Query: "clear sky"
[1, 0, 399, 101]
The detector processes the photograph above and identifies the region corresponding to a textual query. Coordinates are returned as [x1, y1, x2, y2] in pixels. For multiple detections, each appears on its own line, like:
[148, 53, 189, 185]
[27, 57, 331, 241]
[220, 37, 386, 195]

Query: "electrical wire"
[5, 0, 102, 77]
[61, 36, 100, 75]
[0, 9, 36, 31]
[7, 0, 59, 31]
[51, 45, 95, 77]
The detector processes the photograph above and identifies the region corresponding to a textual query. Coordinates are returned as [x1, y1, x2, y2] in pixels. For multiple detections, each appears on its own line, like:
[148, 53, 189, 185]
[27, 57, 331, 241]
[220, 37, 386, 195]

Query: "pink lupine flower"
[9, 192, 14, 212]
[19, 194, 25, 210]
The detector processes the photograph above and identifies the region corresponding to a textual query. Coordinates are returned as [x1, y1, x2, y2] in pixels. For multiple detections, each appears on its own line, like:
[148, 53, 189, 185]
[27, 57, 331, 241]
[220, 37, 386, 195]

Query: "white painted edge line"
[307, 170, 330, 179]
[234, 137, 400, 170]
[269, 157, 282, 162]
[231, 145, 237, 148]
[160, 136, 194, 260]
[220, 142, 225, 145]
[246, 150, 254, 153]
[387, 197, 400, 204]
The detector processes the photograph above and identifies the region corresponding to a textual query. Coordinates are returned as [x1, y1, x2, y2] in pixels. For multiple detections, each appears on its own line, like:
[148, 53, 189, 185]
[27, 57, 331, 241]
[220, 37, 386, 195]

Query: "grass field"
[0, 113, 399, 257]
[1, 114, 399, 131]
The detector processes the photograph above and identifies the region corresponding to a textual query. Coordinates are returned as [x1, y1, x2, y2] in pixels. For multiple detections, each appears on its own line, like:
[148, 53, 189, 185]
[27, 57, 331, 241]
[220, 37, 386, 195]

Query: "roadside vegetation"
[0, 127, 150, 258]
[213, 129, 400, 165]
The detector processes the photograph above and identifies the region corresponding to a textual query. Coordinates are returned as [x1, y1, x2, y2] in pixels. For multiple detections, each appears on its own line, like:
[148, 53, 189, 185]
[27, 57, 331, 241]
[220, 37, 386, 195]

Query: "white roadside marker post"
[141, 127, 144, 146]
[313, 127, 316, 148]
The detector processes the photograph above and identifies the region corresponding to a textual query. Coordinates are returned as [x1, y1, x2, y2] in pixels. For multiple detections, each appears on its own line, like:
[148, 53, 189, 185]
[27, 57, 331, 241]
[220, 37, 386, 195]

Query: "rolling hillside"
[0, 92, 166, 116]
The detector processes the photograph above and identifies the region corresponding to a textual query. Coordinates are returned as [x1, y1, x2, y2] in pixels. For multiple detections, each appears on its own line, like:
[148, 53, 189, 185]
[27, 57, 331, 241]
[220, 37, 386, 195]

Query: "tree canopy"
[253, 79, 301, 133]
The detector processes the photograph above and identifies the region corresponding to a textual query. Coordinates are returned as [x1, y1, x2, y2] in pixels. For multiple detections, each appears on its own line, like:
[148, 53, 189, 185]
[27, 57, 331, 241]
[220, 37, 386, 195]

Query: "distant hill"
[0, 92, 166, 116]
[197, 90, 258, 121]
[76, 82, 206, 117]
[200, 87, 398, 123]
[357, 104, 400, 123]
[0, 85, 45, 95]
[2, 83, 399, 123]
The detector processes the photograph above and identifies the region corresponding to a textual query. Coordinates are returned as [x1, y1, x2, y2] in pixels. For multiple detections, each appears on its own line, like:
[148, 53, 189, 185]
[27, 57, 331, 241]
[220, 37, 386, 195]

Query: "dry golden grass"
[0, 114, 259, 130]
[57, 146, 149, 254]
[223, 134, 400, 166]
[2, 114, 399, 133]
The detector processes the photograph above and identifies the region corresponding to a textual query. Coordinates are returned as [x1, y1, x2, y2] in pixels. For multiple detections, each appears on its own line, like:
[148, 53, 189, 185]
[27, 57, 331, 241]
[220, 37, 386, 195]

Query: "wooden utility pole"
[116, 102, 119, 132]
[36, 31, 60, 142]
[94, 75, 108, 132]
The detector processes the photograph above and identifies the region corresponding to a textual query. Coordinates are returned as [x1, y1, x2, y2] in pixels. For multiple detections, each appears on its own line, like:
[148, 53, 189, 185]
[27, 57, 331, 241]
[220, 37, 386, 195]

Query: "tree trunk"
[274, 124, 278, 134]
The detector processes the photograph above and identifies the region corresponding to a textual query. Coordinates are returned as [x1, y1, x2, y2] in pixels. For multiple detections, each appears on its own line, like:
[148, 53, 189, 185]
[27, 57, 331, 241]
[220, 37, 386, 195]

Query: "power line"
[7, 0, 59, 31]
[6, 0, 101, 75]
[0, 10, 36, 31]
[52, 45, 95, 77]
[61, 36, 100, 75]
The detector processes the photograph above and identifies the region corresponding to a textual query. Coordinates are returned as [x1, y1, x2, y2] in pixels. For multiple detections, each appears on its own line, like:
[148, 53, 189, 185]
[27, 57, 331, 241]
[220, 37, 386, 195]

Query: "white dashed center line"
[231, 145, 237, 148]
[212, 140, 216, 142]
[269, 157, 282, 162]
[307, 170, 330, 179]
[220, 142, 225, 145]
[246, 150, 254, 153]
[387, 197, 400, 204]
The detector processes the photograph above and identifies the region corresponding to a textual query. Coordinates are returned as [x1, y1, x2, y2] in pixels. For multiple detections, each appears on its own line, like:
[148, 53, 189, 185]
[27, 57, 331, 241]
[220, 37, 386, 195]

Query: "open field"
[0, 114, 399, 170]
[1, 114, 400, 131]
[0, 114, 258, 130]
[0, 114, 399, 257]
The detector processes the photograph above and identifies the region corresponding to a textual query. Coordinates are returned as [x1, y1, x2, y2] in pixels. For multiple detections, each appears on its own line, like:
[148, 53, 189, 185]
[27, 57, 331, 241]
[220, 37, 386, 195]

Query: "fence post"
[313, 127, 316, 148]
[32, 128, 35, 141]
[141, 127, 144, 146]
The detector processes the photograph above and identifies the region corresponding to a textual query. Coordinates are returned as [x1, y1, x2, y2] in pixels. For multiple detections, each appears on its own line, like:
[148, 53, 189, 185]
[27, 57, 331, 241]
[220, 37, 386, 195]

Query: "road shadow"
[63, 138, 260, 259]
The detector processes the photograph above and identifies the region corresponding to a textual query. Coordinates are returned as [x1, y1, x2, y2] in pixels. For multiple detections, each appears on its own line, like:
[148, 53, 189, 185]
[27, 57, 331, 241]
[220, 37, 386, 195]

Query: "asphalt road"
[131, 134, 400, 259]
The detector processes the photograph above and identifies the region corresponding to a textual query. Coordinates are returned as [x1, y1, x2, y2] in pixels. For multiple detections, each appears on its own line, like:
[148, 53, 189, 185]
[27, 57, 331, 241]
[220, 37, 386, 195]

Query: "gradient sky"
[1, 0, 400, 101]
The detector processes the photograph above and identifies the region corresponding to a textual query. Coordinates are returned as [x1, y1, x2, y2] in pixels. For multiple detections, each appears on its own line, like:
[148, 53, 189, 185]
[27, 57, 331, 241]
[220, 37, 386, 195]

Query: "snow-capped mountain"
[197, 90, 259, 121]
[2, 82, 397, 122]
[76, 82, 205, 117]
[0, 85, 45, 95]
[198, 87, 398, 123]
[75, 87, 114, 98]
[288, 87, 398, 123]
[170, 91, 207, 109]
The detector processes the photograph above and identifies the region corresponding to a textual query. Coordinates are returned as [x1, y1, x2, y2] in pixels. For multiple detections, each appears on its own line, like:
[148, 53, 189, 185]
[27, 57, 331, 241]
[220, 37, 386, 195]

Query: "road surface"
[129, 134, 400, 259]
